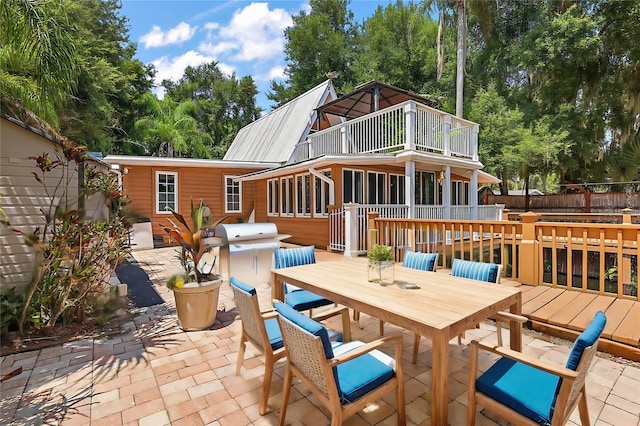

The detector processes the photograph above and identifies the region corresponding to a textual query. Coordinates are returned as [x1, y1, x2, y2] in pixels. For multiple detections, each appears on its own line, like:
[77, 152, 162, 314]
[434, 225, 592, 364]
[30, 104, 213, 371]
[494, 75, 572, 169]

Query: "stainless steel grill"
[215, 223, 289, 285]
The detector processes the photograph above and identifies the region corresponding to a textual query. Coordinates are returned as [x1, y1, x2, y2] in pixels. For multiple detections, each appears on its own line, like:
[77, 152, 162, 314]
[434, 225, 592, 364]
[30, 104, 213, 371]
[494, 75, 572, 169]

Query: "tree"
[0, 0, 77, 127]
[132, 94, 211, 158]
[163, 62, 260, 158]
[268, 0, 358, 106]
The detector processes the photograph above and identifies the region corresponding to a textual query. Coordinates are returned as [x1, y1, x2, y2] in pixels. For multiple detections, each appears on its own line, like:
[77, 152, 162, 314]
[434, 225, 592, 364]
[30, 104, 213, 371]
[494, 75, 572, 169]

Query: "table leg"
[509, 295, 523, 351]
[431, 329, 449, 425]
[271, 271, 284, 302]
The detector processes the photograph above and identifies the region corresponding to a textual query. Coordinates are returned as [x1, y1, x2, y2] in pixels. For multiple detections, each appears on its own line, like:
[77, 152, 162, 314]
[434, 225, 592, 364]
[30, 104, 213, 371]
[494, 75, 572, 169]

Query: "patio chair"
[230, 277, 286, 415]
[376, 251, 438, 363]
[274, 245, 352, 341]
[274, 301, 406, 426]
[451, 258, 527, 346]
[467, 311, 606, 426]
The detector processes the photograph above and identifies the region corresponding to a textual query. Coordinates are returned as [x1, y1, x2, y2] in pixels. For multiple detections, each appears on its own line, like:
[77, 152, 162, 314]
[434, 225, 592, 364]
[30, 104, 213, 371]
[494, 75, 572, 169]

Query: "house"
[105, 80, 501, 252]
[0, 116, 111, 292]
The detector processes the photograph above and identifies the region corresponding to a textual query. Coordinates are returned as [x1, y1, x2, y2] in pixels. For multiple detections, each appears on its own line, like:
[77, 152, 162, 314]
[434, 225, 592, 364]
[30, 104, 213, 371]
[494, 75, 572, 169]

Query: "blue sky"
[121, 0, 394, 112]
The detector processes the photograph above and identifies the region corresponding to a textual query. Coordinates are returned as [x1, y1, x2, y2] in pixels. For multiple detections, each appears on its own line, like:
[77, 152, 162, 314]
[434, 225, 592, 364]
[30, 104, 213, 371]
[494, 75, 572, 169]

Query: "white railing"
[329, 203, 504, 253]
[289, 101, 477, 164]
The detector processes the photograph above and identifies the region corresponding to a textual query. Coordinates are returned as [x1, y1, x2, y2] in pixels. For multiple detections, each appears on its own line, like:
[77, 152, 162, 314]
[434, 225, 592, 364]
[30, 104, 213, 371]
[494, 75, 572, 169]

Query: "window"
[267, 179, 279, 216]
[280, 176, 294, 216]
[225, 175, 241, 213]
[343, 169, 364, 204]
[367, 172, 386, 204]
[314, 170, 331, 216]
[295, 174, 311, 216]
[451, 180, 469, 205]
[156, 171, 177, 213]
[415, 171, 435, 205]
[389, 174, 405, 204]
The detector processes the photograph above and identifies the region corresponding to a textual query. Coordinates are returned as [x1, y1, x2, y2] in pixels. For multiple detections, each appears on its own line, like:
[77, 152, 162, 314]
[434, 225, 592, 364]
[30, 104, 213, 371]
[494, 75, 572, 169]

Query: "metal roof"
[223, 80, 337, 163]
[317, 80, 438, 119]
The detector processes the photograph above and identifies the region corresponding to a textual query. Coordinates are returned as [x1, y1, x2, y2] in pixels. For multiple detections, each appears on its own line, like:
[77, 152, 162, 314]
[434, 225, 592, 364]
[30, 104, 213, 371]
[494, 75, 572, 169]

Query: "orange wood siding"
[121, 165, 262, 245]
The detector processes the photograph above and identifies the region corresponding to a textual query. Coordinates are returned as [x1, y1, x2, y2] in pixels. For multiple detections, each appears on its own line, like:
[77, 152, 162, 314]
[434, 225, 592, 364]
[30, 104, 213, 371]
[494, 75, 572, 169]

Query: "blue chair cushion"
[230, 277, 256, 296]
[274, 245, 316, 268]
[476, 357, 560, 424]
[274, 301, 334, 359]
[264, 317, 284, 350]
[403, 251, 437, 271]
[336, 352, 395, 404]
[565, 311, 606, 371]
[451, 259, 499, 283]
[285, 289, 334, 311]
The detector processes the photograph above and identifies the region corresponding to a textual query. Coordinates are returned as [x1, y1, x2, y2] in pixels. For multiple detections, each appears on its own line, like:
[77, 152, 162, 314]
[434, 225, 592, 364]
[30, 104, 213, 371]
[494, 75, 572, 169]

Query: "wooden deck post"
[367, 211, 379, 251]
[519, 212, 540, 285]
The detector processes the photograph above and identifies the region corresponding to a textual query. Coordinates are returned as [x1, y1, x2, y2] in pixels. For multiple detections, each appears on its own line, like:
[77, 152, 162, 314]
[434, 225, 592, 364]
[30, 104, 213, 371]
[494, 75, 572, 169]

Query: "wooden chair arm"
[311, 306, 349, 322]
[492, 311, 528, 323]
[329, 334, 403, 366]
[261, 310, 278, 320]
[470, 340, 579, 381]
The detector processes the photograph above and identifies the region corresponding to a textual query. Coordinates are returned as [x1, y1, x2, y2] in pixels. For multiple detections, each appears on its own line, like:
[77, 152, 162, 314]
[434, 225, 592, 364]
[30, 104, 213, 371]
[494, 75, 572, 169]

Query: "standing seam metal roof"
[223, 80, 334, 163]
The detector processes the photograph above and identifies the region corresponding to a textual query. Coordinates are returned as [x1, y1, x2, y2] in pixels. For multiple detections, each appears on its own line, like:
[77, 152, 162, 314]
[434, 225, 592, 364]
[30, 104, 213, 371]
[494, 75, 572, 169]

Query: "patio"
[1, 247, 639, 425]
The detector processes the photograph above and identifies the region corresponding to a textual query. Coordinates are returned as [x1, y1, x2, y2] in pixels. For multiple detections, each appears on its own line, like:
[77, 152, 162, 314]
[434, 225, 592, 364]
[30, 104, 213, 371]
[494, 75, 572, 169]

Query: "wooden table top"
[272, 257, 522, 339]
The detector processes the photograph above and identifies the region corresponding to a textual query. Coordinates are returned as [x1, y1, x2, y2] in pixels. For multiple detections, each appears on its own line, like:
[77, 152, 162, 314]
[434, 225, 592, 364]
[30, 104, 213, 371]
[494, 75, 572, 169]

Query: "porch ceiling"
[317, 80, 438, 120]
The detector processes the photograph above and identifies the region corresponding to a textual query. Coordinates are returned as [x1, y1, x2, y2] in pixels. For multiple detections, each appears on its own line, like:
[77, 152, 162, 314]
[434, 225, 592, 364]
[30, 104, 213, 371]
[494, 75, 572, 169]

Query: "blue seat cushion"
[264, 317, 284, 350]
[476, 357, 559, 424]
[274, 245, 316, 268]
[285, 289, 334, 311]
[451, 259, 499, 283]
[274, 301, 334, 358]
[336, 353, 395, 404]
[565, 311, 606, 371]
[230, 277, 256, 295]
[403, 251, 437, 272]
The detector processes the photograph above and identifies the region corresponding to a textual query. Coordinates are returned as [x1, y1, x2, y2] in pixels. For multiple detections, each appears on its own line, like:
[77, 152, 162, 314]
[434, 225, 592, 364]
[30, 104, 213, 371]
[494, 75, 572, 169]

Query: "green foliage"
[0, 288, 24, 336]
[12, 139, 131, 335]
[367, 244, 394, 262]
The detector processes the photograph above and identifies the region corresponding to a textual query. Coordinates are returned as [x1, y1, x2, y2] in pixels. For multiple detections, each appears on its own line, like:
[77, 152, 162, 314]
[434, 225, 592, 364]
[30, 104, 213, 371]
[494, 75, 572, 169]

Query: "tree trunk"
[455, 0, 466, 118]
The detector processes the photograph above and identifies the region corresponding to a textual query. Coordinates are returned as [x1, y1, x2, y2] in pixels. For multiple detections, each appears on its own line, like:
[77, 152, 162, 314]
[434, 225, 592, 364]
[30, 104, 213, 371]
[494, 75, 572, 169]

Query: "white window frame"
[156, 171, 178, 214]
[313, 169, 331, 217]
[342, 169, 364, 204]
[267, 178, 279, 216]
[416, 171, 436, 205]
[225, 175, 242, 213]
[367, 171, 387, 204]
[389, 173, 405, 204]
[295, 173, 311, 217]
[280, 176, 294, 216]
[451, 180, 469, 205]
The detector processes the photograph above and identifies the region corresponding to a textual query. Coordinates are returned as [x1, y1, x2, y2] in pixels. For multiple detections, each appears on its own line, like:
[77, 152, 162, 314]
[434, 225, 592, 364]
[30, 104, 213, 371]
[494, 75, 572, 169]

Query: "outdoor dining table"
[271, 256, 522, 426]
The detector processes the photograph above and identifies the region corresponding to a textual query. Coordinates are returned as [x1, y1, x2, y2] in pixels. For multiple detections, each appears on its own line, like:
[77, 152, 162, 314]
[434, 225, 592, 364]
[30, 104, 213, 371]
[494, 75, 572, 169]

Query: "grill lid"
[215, 222, 284, 243]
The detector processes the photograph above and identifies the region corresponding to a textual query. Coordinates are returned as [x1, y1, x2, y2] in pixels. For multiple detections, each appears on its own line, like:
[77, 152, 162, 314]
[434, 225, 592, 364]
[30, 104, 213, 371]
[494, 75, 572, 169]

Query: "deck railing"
[367, 211, 640, 301]
[288, 101, 478, 164]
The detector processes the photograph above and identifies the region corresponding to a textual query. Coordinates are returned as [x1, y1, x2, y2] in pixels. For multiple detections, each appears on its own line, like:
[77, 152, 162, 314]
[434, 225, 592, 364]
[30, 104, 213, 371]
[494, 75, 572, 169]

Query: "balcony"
[288, 100, 479, 164]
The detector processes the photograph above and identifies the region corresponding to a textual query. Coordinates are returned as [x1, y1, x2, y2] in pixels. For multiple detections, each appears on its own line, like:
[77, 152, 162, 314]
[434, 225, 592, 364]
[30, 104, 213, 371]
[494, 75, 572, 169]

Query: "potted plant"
[161, 199, 227, 331]
[367, 244, 395, 286]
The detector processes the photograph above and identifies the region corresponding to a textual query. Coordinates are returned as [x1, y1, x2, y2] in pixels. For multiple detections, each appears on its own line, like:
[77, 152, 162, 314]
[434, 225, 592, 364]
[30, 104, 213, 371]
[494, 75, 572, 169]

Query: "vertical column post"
[404, 102, 416, 151]
[341, 126, 348, 153]
[519, 212, 540, 285]
[471, 124, 479, 161]
[470, 170, 479, 220]
[443, 115, 451, 156]
[444, 166, 451, 219]
[405, 161, 415, 219]
[344, 203, 359, 257]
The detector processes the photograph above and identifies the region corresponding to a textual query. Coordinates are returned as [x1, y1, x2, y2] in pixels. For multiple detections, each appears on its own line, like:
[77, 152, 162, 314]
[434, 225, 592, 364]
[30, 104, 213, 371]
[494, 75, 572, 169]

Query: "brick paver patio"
[1, 247, 639, 425]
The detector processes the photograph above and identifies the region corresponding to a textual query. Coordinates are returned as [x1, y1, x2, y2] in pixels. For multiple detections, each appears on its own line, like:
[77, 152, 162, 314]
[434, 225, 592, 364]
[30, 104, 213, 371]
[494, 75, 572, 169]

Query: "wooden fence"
[368, 211, 639, 301]
[486, 192, 640, 214]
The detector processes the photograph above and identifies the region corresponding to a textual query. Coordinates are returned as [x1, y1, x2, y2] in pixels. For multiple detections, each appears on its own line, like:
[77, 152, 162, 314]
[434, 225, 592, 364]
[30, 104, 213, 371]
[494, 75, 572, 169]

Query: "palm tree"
[133, 94, 211, 158]
[0, 0, 77, 127]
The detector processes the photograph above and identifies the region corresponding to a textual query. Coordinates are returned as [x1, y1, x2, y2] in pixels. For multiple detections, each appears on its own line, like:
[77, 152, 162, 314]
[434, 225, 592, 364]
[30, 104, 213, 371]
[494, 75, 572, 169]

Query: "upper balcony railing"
[288, 101, 479, 164]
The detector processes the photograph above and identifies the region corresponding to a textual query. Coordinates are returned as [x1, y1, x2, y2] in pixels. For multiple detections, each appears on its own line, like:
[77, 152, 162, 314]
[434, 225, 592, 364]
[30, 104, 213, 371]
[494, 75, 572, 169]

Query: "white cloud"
[151, 51, 215, 84]
[202, 2, 293, 62]
[268, 65, 286, 80]
[140, 22, 197, 48]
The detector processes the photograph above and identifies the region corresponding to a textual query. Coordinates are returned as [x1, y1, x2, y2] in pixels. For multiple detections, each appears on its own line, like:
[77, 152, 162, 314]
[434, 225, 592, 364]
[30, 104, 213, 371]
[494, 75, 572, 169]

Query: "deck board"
[520, 286, 550, 304]
[522, 288, 564, 316]
[569, 296, 616, 332]
[548, 293, 598, 327]
[612, 302, 640, 347]
[529, 291, 581, 323]
[601, 299, 635, 341]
